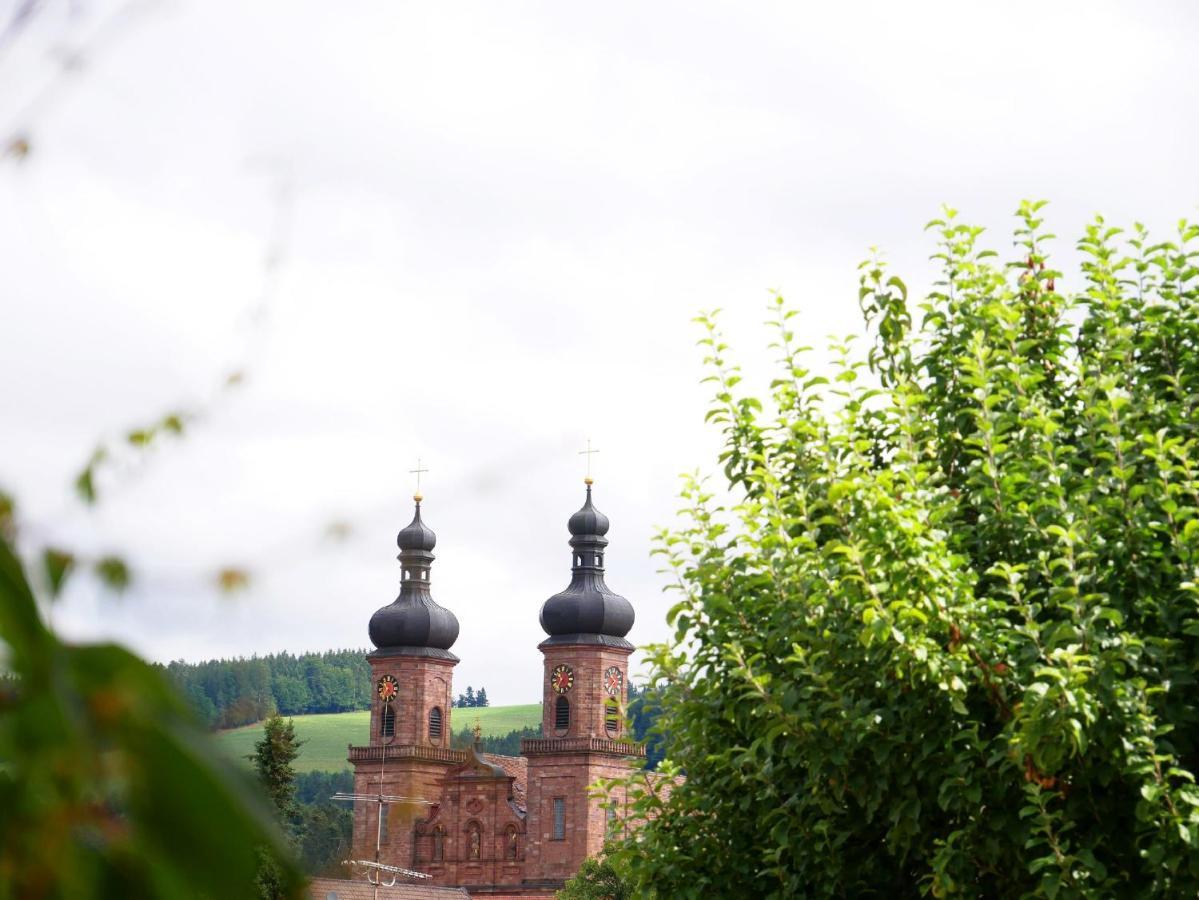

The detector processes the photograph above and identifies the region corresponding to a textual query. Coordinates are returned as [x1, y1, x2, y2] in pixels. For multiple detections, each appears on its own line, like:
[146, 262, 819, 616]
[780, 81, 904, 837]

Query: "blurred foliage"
[93, 556, 131, 593]
[603, 204, 1199, 897]
[0, 534, 304, 898]
[217, 567, 252, 594]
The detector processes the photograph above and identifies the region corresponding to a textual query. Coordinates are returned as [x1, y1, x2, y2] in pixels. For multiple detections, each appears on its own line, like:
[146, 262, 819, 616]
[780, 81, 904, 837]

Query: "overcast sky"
[1, 1, 1197, 704]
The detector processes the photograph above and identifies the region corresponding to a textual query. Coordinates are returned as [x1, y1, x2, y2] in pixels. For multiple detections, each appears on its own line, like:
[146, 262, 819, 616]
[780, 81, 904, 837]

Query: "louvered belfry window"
[429, 706, 443, 741]
[381, 704, 396, 737]
[555, 695, 570, 731]
[604, 698, 620, 736]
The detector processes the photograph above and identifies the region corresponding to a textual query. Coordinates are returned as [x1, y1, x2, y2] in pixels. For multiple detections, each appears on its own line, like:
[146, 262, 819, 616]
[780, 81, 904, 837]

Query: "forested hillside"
[159, 650, 371, 728]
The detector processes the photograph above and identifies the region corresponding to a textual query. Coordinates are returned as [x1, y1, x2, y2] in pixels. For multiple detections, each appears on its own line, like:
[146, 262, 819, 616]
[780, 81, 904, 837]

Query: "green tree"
[605, 204, 1199, 897]
[557, 856, 630, 900]
[252, 714, 303, 818]
[251, 714, 303, 899]
[476, 686, 489, 707]
[626, 683, 665, 771]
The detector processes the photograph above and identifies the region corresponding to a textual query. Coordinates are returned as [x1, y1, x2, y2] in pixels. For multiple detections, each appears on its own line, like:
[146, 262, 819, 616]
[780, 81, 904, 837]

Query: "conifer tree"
[251, 714, 303, 899]
[476, 686, 488, 708]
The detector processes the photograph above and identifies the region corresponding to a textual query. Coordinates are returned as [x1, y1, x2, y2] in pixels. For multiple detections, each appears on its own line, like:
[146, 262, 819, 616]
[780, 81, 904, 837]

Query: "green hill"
[215, 704, 542, 773]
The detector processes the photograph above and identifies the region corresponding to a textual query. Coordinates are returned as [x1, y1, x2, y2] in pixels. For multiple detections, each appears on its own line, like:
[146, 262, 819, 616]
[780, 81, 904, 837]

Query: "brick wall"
[367, 655, 456, 747]
[523, 641, 638, 882]
[537, 645, 632, 740]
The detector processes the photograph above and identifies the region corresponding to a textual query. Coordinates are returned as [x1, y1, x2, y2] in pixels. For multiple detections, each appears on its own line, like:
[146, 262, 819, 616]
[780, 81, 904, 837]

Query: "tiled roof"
[309, 877, 469, 899]
[483, 752, 528, 810]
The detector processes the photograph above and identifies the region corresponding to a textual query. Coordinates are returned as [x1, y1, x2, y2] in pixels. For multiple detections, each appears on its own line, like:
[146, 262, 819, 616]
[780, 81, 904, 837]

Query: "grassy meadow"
[215, 704, 542, 772]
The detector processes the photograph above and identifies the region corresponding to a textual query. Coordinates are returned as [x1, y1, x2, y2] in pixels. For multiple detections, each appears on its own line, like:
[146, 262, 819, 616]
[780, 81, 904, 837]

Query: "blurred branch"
[1, 0, 163, 160]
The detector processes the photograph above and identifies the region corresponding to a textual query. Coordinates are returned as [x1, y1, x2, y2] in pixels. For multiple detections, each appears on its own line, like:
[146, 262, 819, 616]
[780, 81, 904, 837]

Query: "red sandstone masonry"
[350, 654, 460, 867]
[522, 642, 640, 883]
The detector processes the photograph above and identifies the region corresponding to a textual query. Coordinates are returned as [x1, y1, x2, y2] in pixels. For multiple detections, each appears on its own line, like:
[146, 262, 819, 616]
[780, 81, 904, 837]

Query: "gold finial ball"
[584, 476, 594, 486]
[414, 492, 423, 503]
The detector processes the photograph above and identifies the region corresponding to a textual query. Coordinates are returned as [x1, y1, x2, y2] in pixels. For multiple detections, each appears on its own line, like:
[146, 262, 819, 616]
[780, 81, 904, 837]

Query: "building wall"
[522, 641, 639, 882]
[350, 756, 458, 866]
[368, 655, 456, 747]
[537, 644, 632, 740]
[414, 767, 527, 888]
[521, 751, 632, 882]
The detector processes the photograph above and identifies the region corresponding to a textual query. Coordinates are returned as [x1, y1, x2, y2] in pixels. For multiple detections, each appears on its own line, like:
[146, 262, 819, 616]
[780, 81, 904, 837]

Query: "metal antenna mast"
[332, 735, 435, 896]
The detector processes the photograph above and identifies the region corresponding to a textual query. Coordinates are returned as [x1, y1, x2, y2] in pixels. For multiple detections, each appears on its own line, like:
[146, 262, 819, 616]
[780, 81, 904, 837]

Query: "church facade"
[345, 481, 643, 896]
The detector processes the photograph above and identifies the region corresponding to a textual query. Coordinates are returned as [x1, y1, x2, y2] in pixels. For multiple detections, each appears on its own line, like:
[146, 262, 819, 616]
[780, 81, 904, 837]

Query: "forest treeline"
[157, 648, 665, 763]
[159, 650, 371, 729]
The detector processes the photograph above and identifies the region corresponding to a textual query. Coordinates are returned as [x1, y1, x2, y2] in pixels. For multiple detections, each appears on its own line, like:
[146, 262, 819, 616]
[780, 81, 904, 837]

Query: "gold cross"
[409, 458, 429, 501]
[578, 439, 599, 485]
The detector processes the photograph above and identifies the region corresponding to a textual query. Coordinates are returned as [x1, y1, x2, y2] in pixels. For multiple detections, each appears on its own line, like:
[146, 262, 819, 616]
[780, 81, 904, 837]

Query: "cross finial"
[578, 439, 600, 485]
[409, 458, 429, 502]
[472, 717, 482, 743]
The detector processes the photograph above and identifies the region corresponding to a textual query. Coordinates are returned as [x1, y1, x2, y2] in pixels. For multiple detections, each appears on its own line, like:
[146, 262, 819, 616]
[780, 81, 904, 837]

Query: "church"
[327, 478, 646, 897]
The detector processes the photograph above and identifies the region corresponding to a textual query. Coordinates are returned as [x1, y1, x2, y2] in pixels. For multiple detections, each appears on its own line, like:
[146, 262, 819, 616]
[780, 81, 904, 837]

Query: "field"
[215, 704, 542, 773]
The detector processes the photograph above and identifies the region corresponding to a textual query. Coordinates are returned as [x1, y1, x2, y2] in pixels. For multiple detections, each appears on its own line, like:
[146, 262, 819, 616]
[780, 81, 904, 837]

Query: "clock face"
[604, 666, 623, 697]
[551, 664, 574, 694]
[377, 674, 399, 703]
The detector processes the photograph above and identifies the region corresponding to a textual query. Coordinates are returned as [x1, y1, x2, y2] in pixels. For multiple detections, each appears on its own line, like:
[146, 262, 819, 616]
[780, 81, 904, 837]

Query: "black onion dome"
[368, 500, 459, 660]
[568, 489, 609, 537]
[539, 484, 634, 648]
[397, 504, 437, 551]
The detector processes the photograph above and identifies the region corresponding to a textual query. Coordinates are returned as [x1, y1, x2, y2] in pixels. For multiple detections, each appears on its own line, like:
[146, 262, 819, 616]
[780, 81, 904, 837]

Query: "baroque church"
[330, 479, 648, 897]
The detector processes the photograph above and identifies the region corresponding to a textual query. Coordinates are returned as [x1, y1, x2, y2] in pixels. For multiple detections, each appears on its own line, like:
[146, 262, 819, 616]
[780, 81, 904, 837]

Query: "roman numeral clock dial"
[604, 666, 623, 696]
[551, 664, 574, 694]
[377, 674, 399, 703]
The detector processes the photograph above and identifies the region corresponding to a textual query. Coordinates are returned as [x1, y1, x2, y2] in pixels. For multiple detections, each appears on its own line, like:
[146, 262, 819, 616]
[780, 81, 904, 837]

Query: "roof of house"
[309, 877, 469, 900]
[482, 752, 528, 810]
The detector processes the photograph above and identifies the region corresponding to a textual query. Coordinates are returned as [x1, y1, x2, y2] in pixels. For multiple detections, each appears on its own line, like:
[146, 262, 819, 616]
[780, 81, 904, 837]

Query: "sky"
[1, 0, 1197, 704]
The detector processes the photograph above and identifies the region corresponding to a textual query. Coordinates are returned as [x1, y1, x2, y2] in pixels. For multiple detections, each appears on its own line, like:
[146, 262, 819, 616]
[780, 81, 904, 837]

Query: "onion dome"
[538, 482, 634, 648]
[397, 503, 437, 551]
[368, 498, 459, 660]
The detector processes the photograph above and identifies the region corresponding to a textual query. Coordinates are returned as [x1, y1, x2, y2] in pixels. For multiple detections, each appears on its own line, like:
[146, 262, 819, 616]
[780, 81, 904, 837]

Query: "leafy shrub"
[606, 205, 1199, 898]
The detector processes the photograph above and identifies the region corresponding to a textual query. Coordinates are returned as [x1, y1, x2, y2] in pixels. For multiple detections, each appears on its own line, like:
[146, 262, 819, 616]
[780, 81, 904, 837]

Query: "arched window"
[604, 698, 620, 736]
[381, 704, 395, 737]
[554, 695, 570, 732]
[466, 821, 482, 860]
[505, 824, 518, 860]
[429, 706, 443, 742]
[432, 825, 445, 862]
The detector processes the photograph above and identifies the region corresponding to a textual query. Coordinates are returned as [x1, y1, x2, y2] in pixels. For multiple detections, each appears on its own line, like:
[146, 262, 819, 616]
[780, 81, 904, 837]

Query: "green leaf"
[94, 556, 132, 592]
[41, 547, 75, 598]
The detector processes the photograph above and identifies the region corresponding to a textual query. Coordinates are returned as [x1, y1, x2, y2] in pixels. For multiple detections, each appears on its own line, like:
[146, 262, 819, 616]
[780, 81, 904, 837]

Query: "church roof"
[442, 747, 529, 812]
[309, 877, 469, 898]
[482, 752, 528, 810]
[368, 499, 460, 658]
[538, 483, 634, 648]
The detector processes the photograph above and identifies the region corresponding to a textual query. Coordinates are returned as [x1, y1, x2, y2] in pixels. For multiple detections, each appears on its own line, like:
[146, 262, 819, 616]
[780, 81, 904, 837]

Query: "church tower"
[348, 494, 461, 865]
[522, 480, 644, 882]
